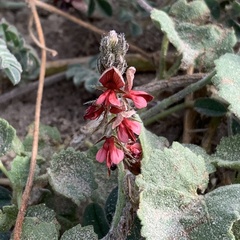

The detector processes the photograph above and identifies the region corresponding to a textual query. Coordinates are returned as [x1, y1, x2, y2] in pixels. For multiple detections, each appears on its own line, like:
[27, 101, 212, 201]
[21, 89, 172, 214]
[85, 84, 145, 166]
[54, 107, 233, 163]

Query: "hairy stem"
[111, 161, 126, 229]
[144, 101, 194, 126]
[0, 161, 10, 179]
[158, 34, 169, 79]
[0, 0, 25, 9]
[164, 54, 182, 79]
[13, 0, 47, 239]
[140, 71, 216, 121]
[136, 0, 153, 12]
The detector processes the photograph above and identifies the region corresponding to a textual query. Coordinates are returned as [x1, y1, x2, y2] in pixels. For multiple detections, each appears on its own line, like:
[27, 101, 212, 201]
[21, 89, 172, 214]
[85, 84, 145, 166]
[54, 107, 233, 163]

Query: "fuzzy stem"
[144, 101, 194, 126]
[164, 54, 182, 79]
[140, 70, 216, 121]
[0, 1, 25, 9]
[13, 0, 47, 239]
[111, 161, 126, 229]
[158, 34, 169, 79]
[0, 161, 10, 179]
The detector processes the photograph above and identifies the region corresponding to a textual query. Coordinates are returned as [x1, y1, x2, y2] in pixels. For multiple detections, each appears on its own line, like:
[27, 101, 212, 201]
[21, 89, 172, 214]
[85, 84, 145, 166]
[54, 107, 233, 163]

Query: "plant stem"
[111, 161, 126, 229]
[164, 54, 182, 79]
[136, 0, 153, 12]
[158, 34, 169, 79]
[0, 1, 25, 9]
[0, 161, 10, 179]
[140, 70, 216, 121]
[13, 0, 47, 239]
[144, 101, 194, 126]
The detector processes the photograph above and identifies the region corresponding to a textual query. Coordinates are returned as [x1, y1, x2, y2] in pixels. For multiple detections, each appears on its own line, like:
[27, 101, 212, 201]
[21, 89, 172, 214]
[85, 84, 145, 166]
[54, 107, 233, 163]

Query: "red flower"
[96, 89, 121, 107]
[126, 143, 142, 159]
[84, 104, 104, 120]
[114, 116, 141, 143]
[96, 137, 124, 168]
[99, 67, 125, 90]
[123, 67, 153, 109]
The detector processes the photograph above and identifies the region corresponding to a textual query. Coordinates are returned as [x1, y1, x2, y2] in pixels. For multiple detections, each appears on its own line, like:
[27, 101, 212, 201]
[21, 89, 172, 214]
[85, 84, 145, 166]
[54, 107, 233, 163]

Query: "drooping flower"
[96, 136, 124, 168]
[84, 104, 104, 120]
[123, 67, 153, 109]
[112, 110, 141, 143]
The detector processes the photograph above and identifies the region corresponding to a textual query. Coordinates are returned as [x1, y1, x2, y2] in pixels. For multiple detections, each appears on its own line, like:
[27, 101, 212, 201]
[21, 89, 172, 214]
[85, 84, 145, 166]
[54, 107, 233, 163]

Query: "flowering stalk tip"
[84, 31, 153, 173]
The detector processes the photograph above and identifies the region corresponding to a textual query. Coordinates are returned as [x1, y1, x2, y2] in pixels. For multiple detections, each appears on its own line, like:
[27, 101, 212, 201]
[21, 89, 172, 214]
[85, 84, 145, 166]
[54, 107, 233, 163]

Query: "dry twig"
[13, 0, 47, 239]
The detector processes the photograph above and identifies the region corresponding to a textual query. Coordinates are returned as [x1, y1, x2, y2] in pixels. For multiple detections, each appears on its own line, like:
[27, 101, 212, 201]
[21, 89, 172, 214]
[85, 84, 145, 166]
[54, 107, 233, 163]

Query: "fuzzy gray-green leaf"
[48, 148, 97, 206]
[213, 53, 240, 119]
[21, 204, 60, 240]
[137, 128, 240, 239]
[0, 205, 18, 232]
[0, 118, 16, 156]
[150, 0, 237, 70]
[212, 134, 240, 170]
[8, 156, 40, 189]
[60, 224, 98, 240]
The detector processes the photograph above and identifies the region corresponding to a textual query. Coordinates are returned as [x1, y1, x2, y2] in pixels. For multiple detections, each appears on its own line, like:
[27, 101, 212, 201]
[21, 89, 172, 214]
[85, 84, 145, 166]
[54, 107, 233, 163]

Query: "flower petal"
[117, 123, 129, 143]
[99, 67, 125, 89]
[96, 90, 109, 105]
[125, 119, 141, 135]
[125, 67, 136, 92]
[124, 90, 153, 109]
[96, 148, 107, 163]
[108, 91, 121, 106]
[110, 147, 124, 165]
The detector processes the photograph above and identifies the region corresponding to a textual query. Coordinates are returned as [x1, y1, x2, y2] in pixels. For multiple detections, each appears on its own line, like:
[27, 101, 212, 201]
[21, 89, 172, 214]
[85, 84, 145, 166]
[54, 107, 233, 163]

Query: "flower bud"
[98, 30, 129, 74]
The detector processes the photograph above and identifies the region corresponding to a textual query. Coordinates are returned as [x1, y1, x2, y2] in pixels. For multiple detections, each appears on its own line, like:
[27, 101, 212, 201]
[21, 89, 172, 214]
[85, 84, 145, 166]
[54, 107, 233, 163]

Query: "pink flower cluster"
[84, 66, 153, 172]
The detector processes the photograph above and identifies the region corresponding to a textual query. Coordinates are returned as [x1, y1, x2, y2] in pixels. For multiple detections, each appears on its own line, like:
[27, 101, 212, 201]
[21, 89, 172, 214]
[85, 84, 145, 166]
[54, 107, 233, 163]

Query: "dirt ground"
[0, 3, 184, 149]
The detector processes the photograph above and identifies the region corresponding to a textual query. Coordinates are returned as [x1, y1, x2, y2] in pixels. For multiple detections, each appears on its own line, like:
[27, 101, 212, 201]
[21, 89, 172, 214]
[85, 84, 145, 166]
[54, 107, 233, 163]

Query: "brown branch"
[34, 0, 151, 60]
[13, 0, 47, 239]
[134, 73, 206, 94]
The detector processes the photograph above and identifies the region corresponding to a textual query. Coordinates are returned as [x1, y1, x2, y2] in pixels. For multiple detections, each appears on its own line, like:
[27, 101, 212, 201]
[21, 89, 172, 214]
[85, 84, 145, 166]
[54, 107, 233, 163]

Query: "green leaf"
[60, 224, 98, 240]
[150, 0, 237, 70]
[0, 118, 16, 156]
[105, 186, 118, 224]
[21, 204, 60, 240]
[183, 144, 216, 174]
[83, 203, 109, 238]
[0, 38, 22, 85]
[87, 146, 118, 205]
[0, 231, 11, 240]
[8, 156, 37, 189]
[194, 98, 227, 117]
[0, 205, 18, 232]
[213, 53, 240, 119]
[212, 134, 240, 170]
[231, 116, 240, 135]
[136, 134, 240, 239]
[66, 65, 100, 93]
[0, 19, 40, 80]
[96, 0, 112, 16]
[0, 186, 11, 208]
[48, 148, 97, 206]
